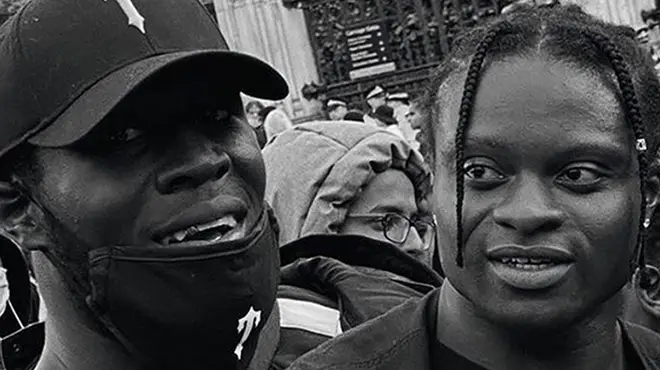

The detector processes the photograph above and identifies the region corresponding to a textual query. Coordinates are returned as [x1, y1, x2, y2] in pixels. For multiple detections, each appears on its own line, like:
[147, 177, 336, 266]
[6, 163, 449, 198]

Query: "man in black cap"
[0, 0, 288, 369]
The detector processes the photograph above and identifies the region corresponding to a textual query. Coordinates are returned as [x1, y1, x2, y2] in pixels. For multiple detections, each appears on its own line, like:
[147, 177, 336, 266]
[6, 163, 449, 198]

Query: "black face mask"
[16, 178, 280, 370]
[85, 208, 280, 369]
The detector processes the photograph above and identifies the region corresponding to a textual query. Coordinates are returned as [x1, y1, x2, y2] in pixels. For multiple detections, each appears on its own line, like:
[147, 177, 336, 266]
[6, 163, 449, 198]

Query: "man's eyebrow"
[464, 137, 510, 151]
[436, 137, 507, 164]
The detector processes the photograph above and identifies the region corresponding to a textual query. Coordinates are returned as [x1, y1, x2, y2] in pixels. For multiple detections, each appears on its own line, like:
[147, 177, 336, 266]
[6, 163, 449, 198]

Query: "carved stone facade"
[212, 0, 320, 118]
[210, 0, 657, 118]
[569, 0, 654, 29]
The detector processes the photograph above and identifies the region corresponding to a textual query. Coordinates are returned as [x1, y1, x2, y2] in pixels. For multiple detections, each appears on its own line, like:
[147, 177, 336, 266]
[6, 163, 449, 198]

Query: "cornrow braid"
[454, 22, 507, 267]
[421, 4, 660, 271]
[580, 29, 649, 269]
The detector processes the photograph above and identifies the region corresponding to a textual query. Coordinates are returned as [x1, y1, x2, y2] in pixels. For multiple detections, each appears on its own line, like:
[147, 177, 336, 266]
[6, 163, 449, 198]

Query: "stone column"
[212, 0, 320, 119]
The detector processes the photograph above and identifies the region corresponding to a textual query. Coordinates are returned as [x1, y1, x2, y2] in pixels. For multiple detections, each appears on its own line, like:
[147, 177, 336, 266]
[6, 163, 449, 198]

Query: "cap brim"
[366, 92, 385, 100]
[28, 50, 289, 147]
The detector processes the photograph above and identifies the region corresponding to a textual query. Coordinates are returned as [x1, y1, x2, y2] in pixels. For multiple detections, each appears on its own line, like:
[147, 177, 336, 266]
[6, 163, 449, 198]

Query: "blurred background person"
[387, 92, 420, 150]
[245, 100, 265, 128]
[0, 235, 43, 370]
[373, 105, 405, 139]
[343, 109, 365, 122]
[326, 99, 348, 121]
[245, 100, 268, 148]
[254, 105, 276, 148]
[363, 85, 387, 125]
[301, 82, 327, 121]
[263, 107, 294, 143]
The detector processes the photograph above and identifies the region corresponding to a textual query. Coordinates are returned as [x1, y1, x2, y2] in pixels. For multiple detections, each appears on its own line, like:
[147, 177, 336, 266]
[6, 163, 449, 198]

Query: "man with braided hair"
[290, 4, 660, 370]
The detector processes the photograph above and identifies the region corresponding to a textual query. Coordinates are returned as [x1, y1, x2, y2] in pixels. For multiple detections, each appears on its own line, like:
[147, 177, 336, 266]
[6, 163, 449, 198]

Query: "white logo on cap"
[234, 306, 261, 360]
[110, 0, 146, 34]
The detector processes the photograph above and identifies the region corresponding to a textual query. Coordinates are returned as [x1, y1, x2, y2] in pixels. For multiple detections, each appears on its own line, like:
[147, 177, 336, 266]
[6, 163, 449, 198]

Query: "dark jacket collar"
[289, 288, 660, 370]
[279, 234, 443, 287]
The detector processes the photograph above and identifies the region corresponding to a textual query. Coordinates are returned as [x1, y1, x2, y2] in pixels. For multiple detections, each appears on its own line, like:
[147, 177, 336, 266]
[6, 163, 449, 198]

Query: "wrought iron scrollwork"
[288, 0, 504, 105]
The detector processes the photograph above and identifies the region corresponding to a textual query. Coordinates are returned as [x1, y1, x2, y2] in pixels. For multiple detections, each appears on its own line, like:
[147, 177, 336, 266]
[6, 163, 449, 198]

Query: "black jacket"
[272, 235, 443, 369]
[288, 288, 660, 370]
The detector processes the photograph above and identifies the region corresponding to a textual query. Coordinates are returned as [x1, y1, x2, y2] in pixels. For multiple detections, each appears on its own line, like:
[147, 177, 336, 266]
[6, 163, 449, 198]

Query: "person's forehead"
[475, 57, 620, 115]
[358, 169, 417, 211]
[471, 57, 625, 140]
[434, 57, 625, 160]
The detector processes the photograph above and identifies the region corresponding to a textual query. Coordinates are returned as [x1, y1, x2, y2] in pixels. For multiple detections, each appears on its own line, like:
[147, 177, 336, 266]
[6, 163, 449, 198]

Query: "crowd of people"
[246, 84, 422, 151]
[0, 0, 658, 369]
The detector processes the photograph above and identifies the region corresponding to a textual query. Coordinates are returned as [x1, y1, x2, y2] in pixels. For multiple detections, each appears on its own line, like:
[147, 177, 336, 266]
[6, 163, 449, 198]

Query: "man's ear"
[635, 265, 660, 320]
[0, 178, 49, 251]
[644, 170, 660, 222]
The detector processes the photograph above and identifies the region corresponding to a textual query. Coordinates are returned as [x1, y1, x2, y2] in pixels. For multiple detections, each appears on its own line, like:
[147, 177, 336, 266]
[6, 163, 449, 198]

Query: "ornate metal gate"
[284, 0, 505, 108]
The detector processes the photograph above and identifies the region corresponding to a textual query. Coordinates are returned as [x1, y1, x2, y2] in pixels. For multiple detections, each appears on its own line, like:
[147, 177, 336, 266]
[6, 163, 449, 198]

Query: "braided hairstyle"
[419, 4, 660, 268]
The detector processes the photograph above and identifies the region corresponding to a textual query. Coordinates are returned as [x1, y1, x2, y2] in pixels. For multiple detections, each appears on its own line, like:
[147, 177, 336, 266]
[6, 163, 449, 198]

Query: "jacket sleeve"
[273, 256, 430, 368]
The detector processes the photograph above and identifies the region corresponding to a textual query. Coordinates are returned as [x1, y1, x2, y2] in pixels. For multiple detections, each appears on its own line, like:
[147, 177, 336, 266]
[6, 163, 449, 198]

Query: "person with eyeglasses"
[262, 121, 442, 368]
[343, 213, 435, 255]
[264, 121, 436, 265]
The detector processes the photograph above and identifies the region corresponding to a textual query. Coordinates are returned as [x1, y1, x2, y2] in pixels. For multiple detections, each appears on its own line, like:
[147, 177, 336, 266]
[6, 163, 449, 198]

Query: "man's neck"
[436, 282, 626, 370]
[33, 253, 137, 370]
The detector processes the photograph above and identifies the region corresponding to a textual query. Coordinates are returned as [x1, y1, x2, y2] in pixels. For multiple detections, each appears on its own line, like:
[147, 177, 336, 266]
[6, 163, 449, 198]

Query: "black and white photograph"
[0, 0, 658, 369]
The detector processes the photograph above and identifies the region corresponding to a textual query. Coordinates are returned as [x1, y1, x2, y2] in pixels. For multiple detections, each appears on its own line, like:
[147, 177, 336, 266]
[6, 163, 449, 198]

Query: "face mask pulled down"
[43, 207, 280, 370]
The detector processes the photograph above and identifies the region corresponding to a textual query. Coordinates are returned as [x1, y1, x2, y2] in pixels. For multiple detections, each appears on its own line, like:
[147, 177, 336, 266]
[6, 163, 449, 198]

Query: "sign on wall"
[344, 20, 396, 80]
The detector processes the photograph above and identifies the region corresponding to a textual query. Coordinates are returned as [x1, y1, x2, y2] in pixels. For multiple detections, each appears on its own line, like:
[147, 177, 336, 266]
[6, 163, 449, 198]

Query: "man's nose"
[492, 175, 564, 236]
[401, 227, 426, 254]
[155, 130, 231, 194]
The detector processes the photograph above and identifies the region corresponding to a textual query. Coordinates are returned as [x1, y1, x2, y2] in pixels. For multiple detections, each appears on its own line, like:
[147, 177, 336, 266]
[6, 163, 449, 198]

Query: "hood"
[262, 121, 433, 246]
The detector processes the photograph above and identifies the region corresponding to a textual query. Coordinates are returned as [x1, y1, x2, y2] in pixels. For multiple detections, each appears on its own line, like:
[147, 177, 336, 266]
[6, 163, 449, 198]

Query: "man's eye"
[464, 164, 504, 181]
[108, 128, 144, 144]
[556, 167, 603, 185]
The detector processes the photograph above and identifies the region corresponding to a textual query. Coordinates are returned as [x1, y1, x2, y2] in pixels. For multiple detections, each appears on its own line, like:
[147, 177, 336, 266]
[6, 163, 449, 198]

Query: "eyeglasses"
[345, 212, 436, 251]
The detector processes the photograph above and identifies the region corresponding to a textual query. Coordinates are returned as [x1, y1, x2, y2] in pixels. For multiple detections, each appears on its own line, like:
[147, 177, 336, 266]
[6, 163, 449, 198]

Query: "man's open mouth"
[486, 245, 575, 290]
[493, 257, 558, 270]
[158, 215, 247, 246]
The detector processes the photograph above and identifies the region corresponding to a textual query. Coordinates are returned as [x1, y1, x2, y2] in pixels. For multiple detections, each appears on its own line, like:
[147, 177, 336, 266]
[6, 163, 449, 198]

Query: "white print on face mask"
[234, 306, 261, 360]
[108, 0, 146, 34]
[0, 267, 9, 317]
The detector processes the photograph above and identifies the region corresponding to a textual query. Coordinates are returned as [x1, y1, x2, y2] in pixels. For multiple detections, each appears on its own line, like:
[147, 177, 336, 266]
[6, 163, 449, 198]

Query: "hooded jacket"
[263, 122, 441, 369]
[262, 121, 433, 247]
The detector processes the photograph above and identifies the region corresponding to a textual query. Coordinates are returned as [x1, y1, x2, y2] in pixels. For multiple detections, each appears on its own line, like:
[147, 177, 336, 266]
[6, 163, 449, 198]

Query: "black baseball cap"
[0, 0, 289, 158]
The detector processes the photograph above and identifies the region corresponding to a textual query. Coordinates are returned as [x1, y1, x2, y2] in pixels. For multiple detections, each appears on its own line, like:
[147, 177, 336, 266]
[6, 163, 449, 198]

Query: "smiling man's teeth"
[498, 257, 555, 267]
[191, 215, 238, 233]
[161, 215, 240, 245]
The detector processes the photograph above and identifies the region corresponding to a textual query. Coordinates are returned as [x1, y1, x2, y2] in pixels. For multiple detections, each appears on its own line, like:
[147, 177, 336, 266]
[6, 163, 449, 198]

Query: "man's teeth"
[190, 215, 238, 233]
[161, 215, 239, 245]
[497, 257, 557, 269]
